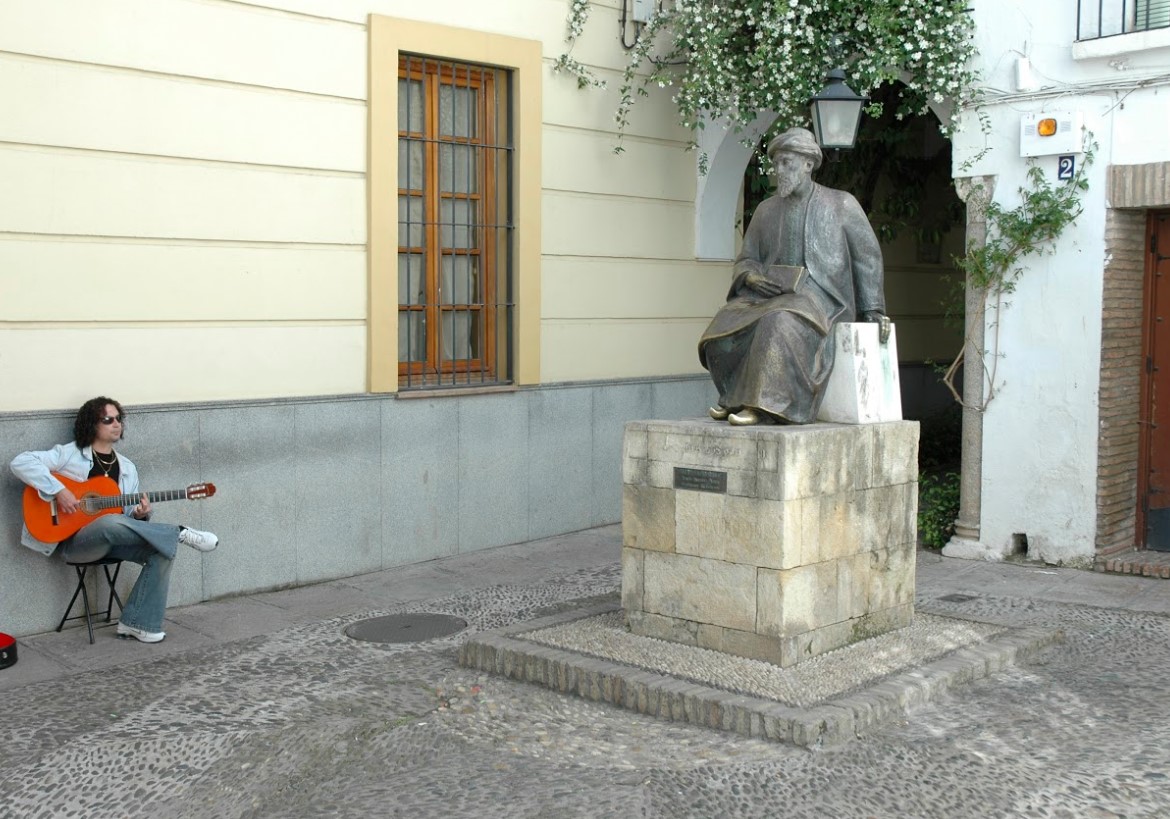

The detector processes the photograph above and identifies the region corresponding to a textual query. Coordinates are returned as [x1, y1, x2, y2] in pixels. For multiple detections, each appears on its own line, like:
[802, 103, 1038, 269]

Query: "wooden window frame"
[368, 16, 542, 394]
[398, 57, 501, 385]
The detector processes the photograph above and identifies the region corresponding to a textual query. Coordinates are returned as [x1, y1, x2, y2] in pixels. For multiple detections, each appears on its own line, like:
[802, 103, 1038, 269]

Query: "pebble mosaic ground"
[516, 608, 1015, 706]
[460, 600, 1060, 747]
[2, 529, 1170, 818]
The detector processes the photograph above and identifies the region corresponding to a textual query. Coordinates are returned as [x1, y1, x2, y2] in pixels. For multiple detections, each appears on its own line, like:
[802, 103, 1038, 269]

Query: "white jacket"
[10, 442, 142, 555]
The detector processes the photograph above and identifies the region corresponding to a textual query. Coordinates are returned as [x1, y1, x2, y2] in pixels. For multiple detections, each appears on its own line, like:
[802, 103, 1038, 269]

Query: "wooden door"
[1140, 212, 1170, 550]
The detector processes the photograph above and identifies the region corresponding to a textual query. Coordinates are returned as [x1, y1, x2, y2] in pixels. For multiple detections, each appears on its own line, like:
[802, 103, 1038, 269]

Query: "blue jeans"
[59, 515, 181, 633]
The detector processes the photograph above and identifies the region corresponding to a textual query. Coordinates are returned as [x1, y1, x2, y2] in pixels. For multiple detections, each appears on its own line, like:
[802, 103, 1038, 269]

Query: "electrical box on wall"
[1020, 111, 1084, 157]
[631, 0, 656, 23]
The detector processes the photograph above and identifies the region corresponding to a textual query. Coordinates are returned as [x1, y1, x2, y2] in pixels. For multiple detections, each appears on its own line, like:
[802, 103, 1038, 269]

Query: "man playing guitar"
[10, 396, 219, 643]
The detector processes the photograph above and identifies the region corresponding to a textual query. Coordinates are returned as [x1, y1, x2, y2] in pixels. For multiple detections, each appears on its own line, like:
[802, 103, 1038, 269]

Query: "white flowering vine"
[552, 0, 608, 89]
[554, 0, 979, 146]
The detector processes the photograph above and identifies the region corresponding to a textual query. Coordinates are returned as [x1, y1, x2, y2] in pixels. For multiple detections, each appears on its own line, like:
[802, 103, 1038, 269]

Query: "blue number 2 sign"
[1058, 155, 1075, 181]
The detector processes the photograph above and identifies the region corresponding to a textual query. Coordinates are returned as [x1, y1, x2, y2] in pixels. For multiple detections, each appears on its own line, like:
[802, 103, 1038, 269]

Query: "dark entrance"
[1140, 211, 1170, 550]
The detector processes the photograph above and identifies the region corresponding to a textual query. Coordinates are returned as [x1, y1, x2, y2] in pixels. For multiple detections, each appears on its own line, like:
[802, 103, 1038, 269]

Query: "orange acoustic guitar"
[23, 473, 216, 544]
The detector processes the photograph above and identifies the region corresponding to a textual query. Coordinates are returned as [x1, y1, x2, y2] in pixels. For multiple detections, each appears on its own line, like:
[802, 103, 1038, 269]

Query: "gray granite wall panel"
[0, 414, 80, 636]
[197, 404, 298, 599]
[293, 400, 382, 582]
[528, 387, 594, 540]
[651, 377, 716, 422]
[381, 398, 460, 567]
[124, 406, 208, 607]
[591, 382, 653, 527]
[458, 392, 530, 552]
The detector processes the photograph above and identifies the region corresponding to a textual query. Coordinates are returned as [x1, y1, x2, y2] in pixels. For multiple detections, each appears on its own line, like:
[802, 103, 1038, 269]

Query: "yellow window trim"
[368, 15, 542, 392]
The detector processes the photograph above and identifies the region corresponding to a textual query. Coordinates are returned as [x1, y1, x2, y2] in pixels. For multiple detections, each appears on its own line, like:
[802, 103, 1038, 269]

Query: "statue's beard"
[775, 174, 802, 198]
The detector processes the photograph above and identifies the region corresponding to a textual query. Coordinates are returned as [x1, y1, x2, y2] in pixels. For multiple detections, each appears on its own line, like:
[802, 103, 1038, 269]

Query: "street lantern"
[808, 68, 868, 152]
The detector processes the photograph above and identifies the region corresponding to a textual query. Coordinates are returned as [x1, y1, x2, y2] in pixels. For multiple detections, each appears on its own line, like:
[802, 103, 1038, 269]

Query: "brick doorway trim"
[1097, 163, 1170, 554]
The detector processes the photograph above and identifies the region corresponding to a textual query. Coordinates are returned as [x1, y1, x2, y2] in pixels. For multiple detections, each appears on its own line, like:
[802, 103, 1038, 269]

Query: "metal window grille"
[1077, 0, 1170, 40]
[397, 55, 514, 390]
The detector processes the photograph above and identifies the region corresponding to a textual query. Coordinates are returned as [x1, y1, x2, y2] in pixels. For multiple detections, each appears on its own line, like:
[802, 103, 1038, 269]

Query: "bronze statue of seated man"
[698, 127, 888, 426]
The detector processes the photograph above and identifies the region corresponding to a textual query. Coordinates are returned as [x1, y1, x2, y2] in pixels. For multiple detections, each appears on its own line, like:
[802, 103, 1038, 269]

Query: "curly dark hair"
[73, 396, 126, 447]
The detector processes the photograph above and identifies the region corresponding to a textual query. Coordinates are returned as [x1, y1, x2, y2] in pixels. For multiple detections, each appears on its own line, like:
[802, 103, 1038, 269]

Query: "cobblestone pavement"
[2, 528, 1170, 818]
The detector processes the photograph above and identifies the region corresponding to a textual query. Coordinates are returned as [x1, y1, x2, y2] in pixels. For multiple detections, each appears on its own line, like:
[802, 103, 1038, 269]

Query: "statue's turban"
[766, 127, 823, 171]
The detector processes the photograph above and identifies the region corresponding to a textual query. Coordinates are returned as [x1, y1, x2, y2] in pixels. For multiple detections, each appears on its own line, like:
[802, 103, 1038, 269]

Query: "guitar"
[23, 473, 216, 544]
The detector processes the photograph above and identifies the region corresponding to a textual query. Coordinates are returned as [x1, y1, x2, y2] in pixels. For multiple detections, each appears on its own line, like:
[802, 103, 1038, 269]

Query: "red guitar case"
[0, 632, 16, 670]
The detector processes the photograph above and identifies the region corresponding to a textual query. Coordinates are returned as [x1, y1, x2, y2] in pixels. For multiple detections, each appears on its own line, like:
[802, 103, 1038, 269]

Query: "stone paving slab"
[458, 600, 1063, 749]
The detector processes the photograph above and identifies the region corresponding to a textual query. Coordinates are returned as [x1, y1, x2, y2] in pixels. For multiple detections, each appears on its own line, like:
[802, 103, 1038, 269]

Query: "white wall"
[953, 0, 1170, 562]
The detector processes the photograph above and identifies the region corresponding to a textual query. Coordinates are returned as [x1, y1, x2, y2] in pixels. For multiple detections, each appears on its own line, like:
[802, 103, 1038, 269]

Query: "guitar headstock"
[187, 482, 217, 500]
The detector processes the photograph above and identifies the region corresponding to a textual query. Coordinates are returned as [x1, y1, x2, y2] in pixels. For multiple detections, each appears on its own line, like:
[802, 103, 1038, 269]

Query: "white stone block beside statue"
[816, 321, 903, 424]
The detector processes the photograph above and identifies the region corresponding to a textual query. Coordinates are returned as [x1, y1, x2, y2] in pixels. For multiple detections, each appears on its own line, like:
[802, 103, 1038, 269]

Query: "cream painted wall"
[3, 327, 366, 411]
[1, 242, 365, 323]
[541, 257, 728, 381]
[542, 319, 713, 380]
[0, 149, 364, 243]
[0, 53, 367, 170]
[0, 0, 712, 411]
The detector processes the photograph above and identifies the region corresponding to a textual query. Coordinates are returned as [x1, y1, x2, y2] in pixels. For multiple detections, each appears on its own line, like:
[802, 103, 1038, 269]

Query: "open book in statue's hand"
[738, 265, 808, 299]
[763, 264, 807, 294]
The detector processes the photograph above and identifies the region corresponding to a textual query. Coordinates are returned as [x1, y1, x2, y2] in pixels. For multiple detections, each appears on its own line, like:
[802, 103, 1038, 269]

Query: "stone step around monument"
[457, 601, 1063, 749]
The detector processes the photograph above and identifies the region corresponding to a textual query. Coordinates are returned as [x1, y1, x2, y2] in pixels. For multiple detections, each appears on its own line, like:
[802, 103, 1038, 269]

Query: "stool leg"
[56, 565, 88, 634]
[101, 562, 124, 622]
[78, 571, 96, 645]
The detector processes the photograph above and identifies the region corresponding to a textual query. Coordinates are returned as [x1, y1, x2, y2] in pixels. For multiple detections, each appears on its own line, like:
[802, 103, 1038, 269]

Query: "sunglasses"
[99, 415, 124, 425]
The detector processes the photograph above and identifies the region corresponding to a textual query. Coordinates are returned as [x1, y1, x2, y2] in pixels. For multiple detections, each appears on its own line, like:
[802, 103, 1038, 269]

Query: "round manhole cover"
[344, 613, 468, 643]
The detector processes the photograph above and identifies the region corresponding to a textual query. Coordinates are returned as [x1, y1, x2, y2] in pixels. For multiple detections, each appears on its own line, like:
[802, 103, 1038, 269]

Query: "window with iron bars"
[397, 54, 514, 389]
[1077, 0, 1170, 40]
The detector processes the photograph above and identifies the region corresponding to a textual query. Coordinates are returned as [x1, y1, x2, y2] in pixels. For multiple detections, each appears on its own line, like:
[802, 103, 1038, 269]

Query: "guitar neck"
[89, 489, 192, 511]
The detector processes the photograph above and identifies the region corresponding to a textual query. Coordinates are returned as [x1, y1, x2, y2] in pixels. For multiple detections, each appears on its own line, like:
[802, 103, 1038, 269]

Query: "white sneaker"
[117, 622, 166, 643]
[179, 527, 219, 552]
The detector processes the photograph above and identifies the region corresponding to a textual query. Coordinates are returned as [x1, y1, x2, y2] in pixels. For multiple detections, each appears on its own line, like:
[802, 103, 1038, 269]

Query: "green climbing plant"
[918, 471, 960, 548]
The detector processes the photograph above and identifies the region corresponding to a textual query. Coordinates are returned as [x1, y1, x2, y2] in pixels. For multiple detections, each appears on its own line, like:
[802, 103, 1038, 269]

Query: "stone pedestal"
[622, 419, 919, 668]
[816, 322, 903, 424]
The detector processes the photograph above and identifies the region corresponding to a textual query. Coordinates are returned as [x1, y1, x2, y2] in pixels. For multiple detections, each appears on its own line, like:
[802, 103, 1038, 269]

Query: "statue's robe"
[698, 182, 885, 423]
